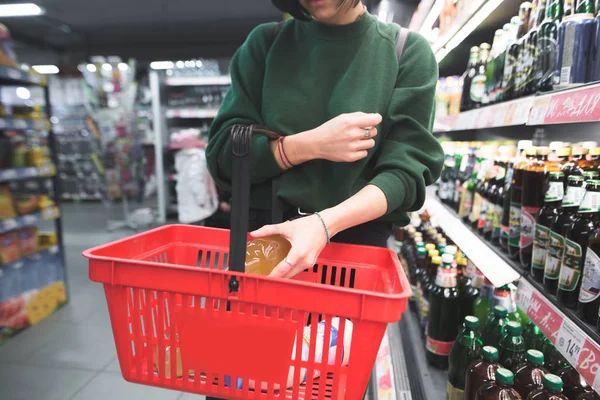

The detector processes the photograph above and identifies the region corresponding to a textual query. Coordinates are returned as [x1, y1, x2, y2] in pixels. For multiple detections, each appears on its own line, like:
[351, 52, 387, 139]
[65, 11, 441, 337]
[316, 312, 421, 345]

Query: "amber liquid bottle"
[543, 176, 586, 295]
[474, 368, 522, 400]
[577, 182, 600, 323]
[513, 350, 547, 398]
[557, 181, 600, 309]
[245, 235, 291, 275]
[561, 146, 586, 190]
[556, 366, 594, 399]
[465, 346, 501, 400]
[531, 172, 564, 282]
[527, 373, 568, 399]
[501, 142, 531, 251]
[510, 146, 537, 260]
[521, 147, 560, 270]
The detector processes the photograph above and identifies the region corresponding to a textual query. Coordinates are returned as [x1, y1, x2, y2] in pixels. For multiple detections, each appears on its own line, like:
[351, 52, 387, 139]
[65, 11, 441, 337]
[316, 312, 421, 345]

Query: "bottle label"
[435, 267, 457, 288]
[478, 199, 489, 229]
[454, 182, 462, 203]
[520, 206, 540, 249]
[493, 204, 503, 229]
[545, 231, 566, 279]
[493, 290, 517, 313]
[563, 186, 585, 207]
[460, 191, 474, 219]
[471, 193, 483, 223]
[545, 181, 565, 202]
[473, 269, 485, 289]
[532, 224, 551, 270]
[447, 382, 464, 400]
[501, 224, 510, 241]
[579, 249, 600, 303]
[465, 261, 477, 279]
[559, 239, 583, 291]
[509, 203, 522, 246]
[426, 336, 455, 356]
[470, 75, 486, 102]
[579, 191, 600, 213]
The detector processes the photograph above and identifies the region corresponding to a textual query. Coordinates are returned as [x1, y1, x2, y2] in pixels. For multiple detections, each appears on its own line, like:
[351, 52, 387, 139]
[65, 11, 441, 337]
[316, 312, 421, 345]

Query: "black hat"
[271, 0, 312, 21]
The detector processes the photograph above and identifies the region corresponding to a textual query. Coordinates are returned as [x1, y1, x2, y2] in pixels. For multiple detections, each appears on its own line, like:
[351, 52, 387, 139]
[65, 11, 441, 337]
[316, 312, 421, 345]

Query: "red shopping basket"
[83, 126, 412, 400]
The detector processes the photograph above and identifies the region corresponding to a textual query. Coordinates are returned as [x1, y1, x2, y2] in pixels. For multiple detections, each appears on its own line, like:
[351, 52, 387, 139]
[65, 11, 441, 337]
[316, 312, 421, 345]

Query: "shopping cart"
[83, 125, 412, 400]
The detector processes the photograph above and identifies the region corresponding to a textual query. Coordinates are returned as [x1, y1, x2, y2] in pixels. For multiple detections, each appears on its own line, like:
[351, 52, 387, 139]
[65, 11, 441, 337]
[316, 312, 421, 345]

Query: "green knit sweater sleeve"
[206, 23, 282, 191]
[369, 32, 444, 214]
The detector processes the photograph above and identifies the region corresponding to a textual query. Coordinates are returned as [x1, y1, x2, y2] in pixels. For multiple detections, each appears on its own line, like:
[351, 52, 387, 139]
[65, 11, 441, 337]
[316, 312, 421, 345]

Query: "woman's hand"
[285, 112, 382, 165]
[250, 215, 329, 279]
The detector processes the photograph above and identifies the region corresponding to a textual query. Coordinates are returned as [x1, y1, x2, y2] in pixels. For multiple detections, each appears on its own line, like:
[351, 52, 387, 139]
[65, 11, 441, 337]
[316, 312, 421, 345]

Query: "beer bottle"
[582, 148, 600, 171]
[426, 253, 460, 369]
[558, 180, 600, 309]
[461, 47, 480, 112]
[499, 321, 527, 372]
[420, 250, 441, 331]
[514, 349, 547, 397]
[523, 320, 546, 351]
[458, 257, 480, 329]
[544, 175, 586, 294]
[524, 0, 547, 95]
[575, 0, 595, 14]
[451, 148, 465, 211]
[556, 366, 593, 398]
[461, 165, 480, 222]
[474, 278, 494, 330]
[456, 146, 475, 213]
[562, 146, 587, 189]
[536, 0, 564, 91]
[513, 3, 534, 99]
[474, 368, 522, 399]
[502, 142, 531, 251]
[527, 374, 568, 399]
[532, 172, 564, 281]
[486, 30, 504, 104]
[577, 186, 600, 323]
[482, 305, 509, 348]
[492, 149, 512, 244]
[448, 316, 483, 400]
[470, 43, 491, 108]
[504, 11, 525, 101]
[477, 154, 496, 235]
[465, 345, 501, 400]
[510, 146, 537, 259]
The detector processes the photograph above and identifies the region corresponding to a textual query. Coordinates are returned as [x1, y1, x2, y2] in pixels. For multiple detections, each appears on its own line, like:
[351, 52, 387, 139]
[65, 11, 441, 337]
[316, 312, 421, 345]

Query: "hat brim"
[271, 0, 312, 21]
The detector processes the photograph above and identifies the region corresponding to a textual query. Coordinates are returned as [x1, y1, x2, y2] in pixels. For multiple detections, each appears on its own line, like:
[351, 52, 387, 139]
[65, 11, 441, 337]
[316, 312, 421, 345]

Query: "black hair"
[270, 0, 362, 21]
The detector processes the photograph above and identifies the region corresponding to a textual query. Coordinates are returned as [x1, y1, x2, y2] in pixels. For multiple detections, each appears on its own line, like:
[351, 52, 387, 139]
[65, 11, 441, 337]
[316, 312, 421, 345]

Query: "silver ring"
[363, 127, 371, 140]
[284, 257, 293, 265]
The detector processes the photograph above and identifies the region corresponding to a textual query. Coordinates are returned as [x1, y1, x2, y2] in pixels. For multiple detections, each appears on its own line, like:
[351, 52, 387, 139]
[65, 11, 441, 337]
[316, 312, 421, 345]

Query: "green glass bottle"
[448, 316, 483, 399]
[499, 321, 527, 372]
[483, 305, 509, 348]
[528, 373, 568, 399]
[513, 349, 547, 398]
[523, 320, 546, 351]
[474, 278, 494, 330]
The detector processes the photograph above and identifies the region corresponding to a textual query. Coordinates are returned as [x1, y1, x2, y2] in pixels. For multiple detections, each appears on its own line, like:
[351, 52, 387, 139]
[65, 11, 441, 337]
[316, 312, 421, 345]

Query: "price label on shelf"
[516, 280, 534, 310]
[555, 321, 585, 367]
[528, 96, 552, 125]
[14, 119, 28, 129]
[23, 167, 38, 178]
[7, 68, 22, 80]
[2, 218, 18, 231]
[526, 291, 564, 342]
[540, 84, 600, 124]
[22, 214, 38, 225]
[49, 245, 59, 254]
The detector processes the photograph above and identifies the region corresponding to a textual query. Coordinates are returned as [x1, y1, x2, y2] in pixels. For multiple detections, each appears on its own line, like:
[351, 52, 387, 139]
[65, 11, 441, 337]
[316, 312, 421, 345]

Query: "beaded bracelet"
[314, 212, 331, 244]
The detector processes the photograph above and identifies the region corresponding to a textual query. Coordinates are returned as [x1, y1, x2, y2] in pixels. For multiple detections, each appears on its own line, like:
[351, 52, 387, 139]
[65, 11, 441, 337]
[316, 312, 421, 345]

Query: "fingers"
[354, 138, 376, 151]
[353, 127, 378, 140]
[347, 113, 382, 128]
[269, 248, 313, 279]
[250, 224, 280, 238]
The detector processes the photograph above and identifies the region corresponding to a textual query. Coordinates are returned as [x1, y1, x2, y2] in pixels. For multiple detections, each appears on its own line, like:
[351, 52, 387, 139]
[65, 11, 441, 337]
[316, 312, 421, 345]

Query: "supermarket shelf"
[164, 75, 231, 86]
[1, 245, 59, 269]
[0, 116, 49, 131]
[167, 141, 206, 150]
[434, 82, 600, 132]
[0, 65, 47, 86]
[424, 194, 521, 286]
[0, 206, 60, 235]
[430, 0, 487, 53]
[0, 164, 56, 183]
[517, 279, 600, 393]
[165, 108, 219, 119]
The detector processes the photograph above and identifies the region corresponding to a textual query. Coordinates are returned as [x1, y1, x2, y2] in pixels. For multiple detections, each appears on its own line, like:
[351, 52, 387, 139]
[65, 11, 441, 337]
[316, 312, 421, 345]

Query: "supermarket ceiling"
[3, 0, 415, 63]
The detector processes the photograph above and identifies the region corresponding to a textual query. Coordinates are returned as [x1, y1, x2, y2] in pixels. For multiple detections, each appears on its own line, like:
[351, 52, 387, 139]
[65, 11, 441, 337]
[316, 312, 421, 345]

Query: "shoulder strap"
[271, 21, 285, 45]
[393, 23, 410, 63]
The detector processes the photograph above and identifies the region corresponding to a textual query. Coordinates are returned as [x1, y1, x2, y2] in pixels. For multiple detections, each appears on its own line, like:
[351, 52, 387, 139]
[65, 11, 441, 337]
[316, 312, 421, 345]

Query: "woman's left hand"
[250, 215, 329, 279]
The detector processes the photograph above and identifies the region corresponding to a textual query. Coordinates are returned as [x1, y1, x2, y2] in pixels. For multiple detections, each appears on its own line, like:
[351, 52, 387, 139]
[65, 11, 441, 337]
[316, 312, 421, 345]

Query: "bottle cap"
[572, 146, 585, 156]
[495, 368, 514, 386]
[444, 245, 458, 255]
[425, 243, 436, 251]
[479, 42, 491, 50]
[494, 305, 508, 318]
[542, 374, 563, 393]
[549, 171, 564, 179]
[557, 147, 571, 157]
[537, 146, 551, 156]
[526, 349, 544, 366]
[438, 244, 447, 253]
[518, 140, 533, 150]
[464, 315, 480, 330]
[506, 321, 522, 335]
[432, 256, 442, 264]
[590, 147, 600, 156]
[482, 346, 499, 362]
[442, 254, 454, 264]
[568, 175, 585, 183]
[525, 147, 537, 156]
[417, 247, 428, 256]
[470, 46, 480, 53]
[429, 249, 440, 258]
[581, 141, 598, 150]
[458, 257, 468, 266]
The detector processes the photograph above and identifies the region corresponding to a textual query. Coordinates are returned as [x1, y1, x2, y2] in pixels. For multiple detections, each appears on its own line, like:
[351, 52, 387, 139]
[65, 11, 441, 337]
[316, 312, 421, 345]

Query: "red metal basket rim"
[82, 225, 411, 301]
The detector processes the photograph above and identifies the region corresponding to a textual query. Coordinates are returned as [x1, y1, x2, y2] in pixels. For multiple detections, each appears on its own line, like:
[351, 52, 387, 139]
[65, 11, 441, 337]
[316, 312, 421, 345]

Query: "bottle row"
[457, 0, 600, 113]
[396, 218, 600, 399]
[437, 139, 600, 330]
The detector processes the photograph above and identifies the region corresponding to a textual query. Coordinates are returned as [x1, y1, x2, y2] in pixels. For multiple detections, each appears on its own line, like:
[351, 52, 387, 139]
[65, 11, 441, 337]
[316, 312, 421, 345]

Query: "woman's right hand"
[286, 112, 382, 165]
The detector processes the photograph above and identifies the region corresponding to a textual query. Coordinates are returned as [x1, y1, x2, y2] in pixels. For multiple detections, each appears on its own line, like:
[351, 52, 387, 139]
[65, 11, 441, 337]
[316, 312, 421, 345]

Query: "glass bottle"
[448, 316, 483, 400]
[420, 251, 441, 332]
[470, 43, 491, 109]
[483, 305, 509, 348]
[513, 349, 547, 398]
[527, 373, 568, 399]
[474, 278, 494, 330]
[536, 0, 564, 91]
[510, 146, 537, 260]
[458, 257, 480, 329]
[499, 321, 527, 372]
[492, 284, 522, 324]
[501, 142, 531, 251]
[465, 346, 501, 400]
[474, 368, 522, 399]
[578, 225, 600, 324]
[461, 47, 480, 112]
[561, 146, 587, 190]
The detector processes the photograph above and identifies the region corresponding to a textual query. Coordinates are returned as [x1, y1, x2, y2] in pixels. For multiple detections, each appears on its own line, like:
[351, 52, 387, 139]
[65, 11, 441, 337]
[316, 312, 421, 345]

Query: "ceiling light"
[0, 3, 43, 17]
[118, 62, 129, 71]
[32, 65, 59, 74]
[86, 64, 96, 72]
[195, 60, 203, 68]
[150, 61, 174, 70]
[175, 61, 185, 68]
[419, 0, 444, 35]
[102, 63, 112, 71]
[16, 87, 30, 100]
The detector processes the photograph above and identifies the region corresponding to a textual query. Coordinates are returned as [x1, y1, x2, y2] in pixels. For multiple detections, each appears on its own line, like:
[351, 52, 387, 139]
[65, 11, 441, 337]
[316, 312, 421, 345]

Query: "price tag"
[527, 292, 564, 342]
[7, 68, 22, 80]
[24, 167, 37, 178]
[516, 280, 533, 311]
[555, 321, 585, 366]
[22, 214, 37, 225]
[2, 218, 18, 231]
[14, 119, 28, 129]
[1, 169, 17, 180]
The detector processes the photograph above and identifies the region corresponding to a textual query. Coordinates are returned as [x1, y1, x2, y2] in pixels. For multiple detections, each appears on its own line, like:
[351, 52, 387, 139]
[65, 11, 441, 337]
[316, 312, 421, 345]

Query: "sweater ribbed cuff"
[369, 171, 407, 214]
[252, 134, 283, 181]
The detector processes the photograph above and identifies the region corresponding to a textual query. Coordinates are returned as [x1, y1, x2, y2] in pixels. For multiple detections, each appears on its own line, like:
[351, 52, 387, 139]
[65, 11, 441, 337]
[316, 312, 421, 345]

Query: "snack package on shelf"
[0, 185, 17, 220]
[14, 195, 41, 215]
[0, 24, 18, 68]
[0, 232, 20, 264]
[17, 227, 38, 256]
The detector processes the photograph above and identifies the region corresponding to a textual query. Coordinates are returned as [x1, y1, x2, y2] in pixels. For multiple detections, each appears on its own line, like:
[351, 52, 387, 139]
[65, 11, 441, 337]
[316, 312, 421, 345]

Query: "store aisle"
[0, 202, 204, 400]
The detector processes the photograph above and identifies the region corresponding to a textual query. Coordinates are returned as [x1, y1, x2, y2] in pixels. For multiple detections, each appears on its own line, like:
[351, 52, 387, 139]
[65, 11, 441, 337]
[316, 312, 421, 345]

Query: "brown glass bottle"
[561, 146, 586, 190]
[579, 225, 600, 324]
[531, 172, 564, 282]
[502, 142, 531, 251]
[458, 257, 480, 329]
[558, 181, 600, 309]
[513, 350, 547, 398]
[474, 368, 523, 400]
[577, 391, 600, 399]
[556, 366, 593, 399]
[465, 346, 501, 400]
[581, 147, 600, 172]
[527, 373, 568, 400]
[521, 147, 560, 270]
[544, 176, 586, 295]
[510, 146, 537, 260]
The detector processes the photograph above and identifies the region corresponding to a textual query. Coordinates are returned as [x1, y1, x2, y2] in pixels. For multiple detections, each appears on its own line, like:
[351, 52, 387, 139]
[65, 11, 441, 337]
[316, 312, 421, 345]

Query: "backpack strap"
[271, 21, 286, 45]
[393, 23, 410, 63]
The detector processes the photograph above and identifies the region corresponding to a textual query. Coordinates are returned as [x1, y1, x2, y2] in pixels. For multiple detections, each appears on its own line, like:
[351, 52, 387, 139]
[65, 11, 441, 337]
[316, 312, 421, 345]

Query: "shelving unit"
[0, 66, 67, 343]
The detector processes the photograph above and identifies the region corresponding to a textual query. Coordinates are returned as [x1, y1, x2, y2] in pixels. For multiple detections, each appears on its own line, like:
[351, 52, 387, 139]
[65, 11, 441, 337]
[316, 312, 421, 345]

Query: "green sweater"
[206, 12, 444, 225]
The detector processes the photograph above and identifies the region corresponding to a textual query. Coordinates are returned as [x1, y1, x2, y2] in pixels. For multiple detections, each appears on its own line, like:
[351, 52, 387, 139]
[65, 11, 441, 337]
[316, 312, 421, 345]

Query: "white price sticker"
[555, 321, 585, 367]
[1, 169, 17, 180]
[2, 218, 17, 230]
[22, 215, 37, 225]
[516, 280, 533, 311]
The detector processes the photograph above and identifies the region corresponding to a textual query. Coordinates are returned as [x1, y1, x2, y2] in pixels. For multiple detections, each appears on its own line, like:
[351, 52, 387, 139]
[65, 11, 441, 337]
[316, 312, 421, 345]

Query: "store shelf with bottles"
[0, 65, 47, 87]
[0, 116, 49, 131]
[0, 205, 60, 235]
[0, 164, 56, 183]
[164, 75, 231, 87]
[165, 108, 219, 119]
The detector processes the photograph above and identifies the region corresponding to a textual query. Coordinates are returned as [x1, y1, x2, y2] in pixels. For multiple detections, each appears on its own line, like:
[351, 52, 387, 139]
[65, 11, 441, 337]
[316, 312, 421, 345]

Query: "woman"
[206, 0, 444, 279]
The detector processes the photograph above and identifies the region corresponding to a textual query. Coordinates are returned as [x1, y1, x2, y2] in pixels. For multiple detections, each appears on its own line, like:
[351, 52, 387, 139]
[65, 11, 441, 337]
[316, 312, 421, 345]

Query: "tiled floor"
[0, 202, 205, 400]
